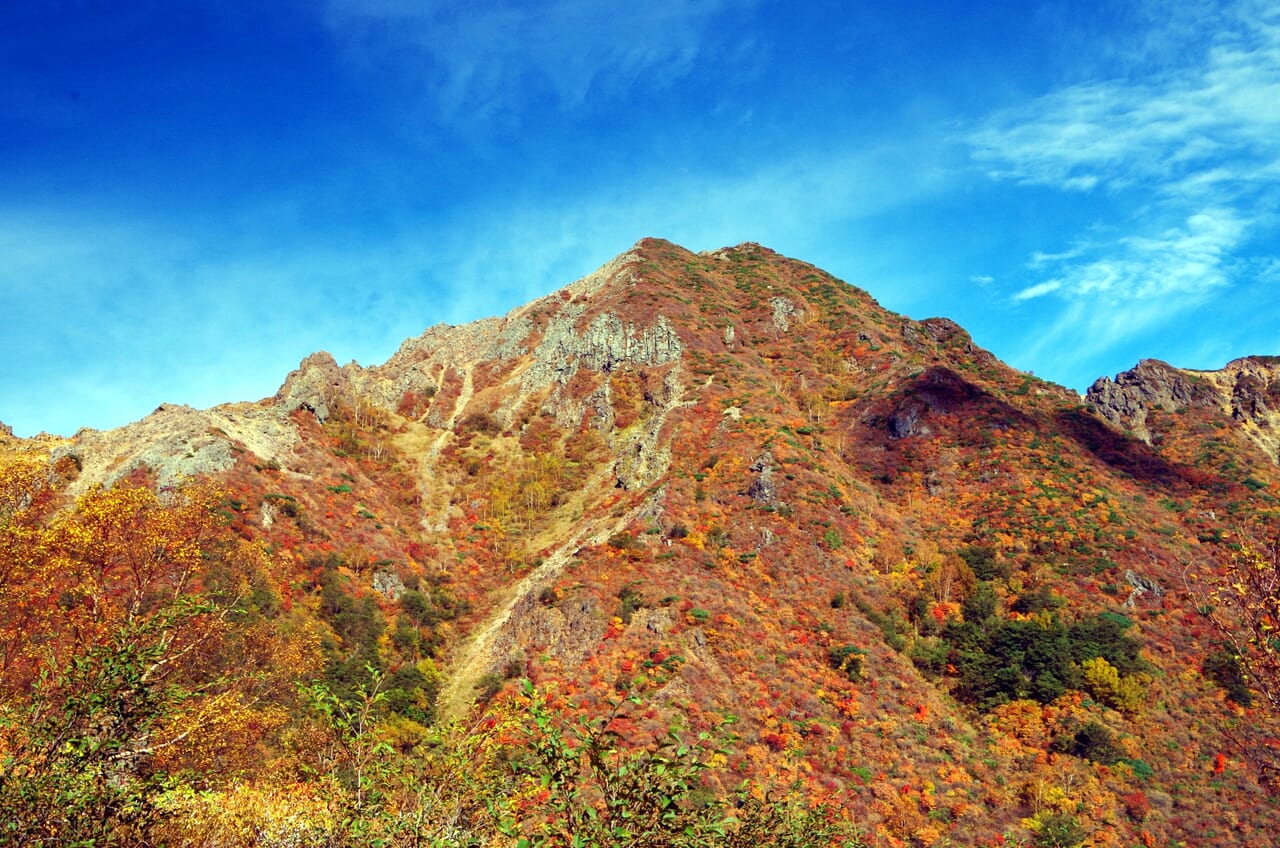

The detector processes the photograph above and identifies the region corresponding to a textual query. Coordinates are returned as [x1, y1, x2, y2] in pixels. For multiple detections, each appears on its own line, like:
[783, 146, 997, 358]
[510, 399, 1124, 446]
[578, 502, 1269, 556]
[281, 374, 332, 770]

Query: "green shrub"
[1203, 646, 1253, 706]
[616, 585, 645, 624]
[1058, 720, 1123, 765]
[1033, 812, 1086, 848]
[829, 645, 866, 681]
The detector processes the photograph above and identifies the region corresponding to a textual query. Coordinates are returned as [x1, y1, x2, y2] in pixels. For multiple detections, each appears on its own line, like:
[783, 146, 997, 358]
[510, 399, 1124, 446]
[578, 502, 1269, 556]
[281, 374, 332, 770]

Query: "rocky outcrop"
[770, 296, 803, 333]
[1190, 357, 1280, 462]
[55, 402, 299, 494]
[888, 403, 926, 439]
[351, 248, 681, 436]
[745, 451, 777, 505]
[275, 352, 355, 422]
[1123, 569, 1164, 608]
[1086, 359, 1219, 443]
[522, 311, 684, 393]
[1088, 357, 1280, 459]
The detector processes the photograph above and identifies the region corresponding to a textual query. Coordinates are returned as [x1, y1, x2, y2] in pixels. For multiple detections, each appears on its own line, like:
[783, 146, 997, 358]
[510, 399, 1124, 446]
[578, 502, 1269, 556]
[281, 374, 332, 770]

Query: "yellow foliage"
[1020, 779, 1076, 815]
[1082, 656, 1120, 694]
[1082, 656, 1149, 715]
[155, 783, 340, 848]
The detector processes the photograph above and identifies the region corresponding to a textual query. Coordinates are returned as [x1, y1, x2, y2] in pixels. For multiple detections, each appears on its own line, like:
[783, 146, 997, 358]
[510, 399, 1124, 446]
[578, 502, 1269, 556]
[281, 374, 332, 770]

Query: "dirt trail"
[427, 361, 475, 463]
[438, 488, 643, 721]
[416, 361, 475, 531]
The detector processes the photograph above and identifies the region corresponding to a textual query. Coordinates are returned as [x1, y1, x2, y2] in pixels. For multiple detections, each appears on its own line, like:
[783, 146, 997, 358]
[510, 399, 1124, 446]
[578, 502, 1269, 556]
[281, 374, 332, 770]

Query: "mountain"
[4, 238, 1279, 847]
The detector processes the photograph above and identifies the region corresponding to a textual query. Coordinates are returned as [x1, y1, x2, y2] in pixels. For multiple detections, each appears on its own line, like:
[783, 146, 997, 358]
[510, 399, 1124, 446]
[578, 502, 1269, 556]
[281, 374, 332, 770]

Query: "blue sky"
[2, 0, 1277, 437]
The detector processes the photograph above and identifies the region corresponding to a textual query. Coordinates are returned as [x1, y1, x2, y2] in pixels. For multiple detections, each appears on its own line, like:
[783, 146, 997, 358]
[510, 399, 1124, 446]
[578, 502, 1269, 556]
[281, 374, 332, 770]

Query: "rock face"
[275, 352, 354, 422]
[53, 402, 300, 494]
[1087, 357, 1280, 460]
[1086, 359, 1218, 442]
[745, 451, 777, 504]
[522, 312, 684, 391]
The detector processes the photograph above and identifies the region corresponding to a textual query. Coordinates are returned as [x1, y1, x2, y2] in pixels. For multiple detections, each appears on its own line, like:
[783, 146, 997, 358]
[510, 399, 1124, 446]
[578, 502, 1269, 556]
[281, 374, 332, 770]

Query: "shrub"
[958, 544, 1003, 580]
[499, 681, 862, 848]
[459, 412, 501, 435]
[1203, 647, 1253, 706]
[1082, 656, 1149, 715]
[829, 645, 866, 681]
[1122, 790, 1152, 822]
[616, 585, 645, 624]
[0, 612, 204, 846]
[1059, 720, 1123, 765]
[1033, 812, 1086, 848]
[608, 532, 640, 551]
[1120, 758, 1154, 780]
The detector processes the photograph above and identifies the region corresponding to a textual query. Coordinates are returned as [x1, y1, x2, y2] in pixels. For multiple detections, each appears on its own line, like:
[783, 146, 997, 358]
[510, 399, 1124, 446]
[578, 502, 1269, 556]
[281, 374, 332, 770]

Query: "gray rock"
[746, 451, 777, 504]
[888, 403, 925, 439]
[373, 570, 406, 600]
[1124, 569, 1164, 608]
[275, 351, 351, 422]
[1085, 359, 1217, 443]
[770, 296, 802, 333]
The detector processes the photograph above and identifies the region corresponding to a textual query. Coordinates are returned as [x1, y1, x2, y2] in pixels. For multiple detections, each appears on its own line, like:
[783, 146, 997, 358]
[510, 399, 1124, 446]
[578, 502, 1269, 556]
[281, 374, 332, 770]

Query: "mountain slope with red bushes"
[5, 238, 1278, 846]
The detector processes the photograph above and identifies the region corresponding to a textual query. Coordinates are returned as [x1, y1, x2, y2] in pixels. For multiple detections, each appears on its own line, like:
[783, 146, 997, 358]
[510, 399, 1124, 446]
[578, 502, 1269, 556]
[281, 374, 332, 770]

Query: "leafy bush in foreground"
[151, 676, 867, 847]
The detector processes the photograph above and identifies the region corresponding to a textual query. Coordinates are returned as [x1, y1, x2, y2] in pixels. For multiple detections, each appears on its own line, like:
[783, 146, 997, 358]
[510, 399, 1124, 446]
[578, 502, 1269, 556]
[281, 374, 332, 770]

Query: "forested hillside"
[2, 239, 1278, 847]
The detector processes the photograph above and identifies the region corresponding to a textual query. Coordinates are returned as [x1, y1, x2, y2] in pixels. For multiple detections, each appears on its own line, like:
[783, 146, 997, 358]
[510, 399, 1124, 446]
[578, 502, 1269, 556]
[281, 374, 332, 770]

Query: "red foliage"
[1123, 791, 1151, 822]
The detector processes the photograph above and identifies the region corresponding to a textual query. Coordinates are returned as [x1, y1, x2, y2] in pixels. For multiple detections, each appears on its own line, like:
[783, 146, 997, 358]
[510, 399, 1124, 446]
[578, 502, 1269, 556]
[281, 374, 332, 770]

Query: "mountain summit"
[6, 239, 1280, 846]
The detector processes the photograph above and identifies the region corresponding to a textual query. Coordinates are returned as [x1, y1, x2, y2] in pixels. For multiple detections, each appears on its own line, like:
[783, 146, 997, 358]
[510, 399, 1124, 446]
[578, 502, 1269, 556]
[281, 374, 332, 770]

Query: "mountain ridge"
[5, 238, 1279, 846]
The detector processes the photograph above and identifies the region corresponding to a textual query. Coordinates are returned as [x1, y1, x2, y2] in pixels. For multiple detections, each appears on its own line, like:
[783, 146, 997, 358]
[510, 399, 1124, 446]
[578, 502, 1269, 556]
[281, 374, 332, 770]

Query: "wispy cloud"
[1012, 279, 1062, 301]
[1038, 206, 1242, 301]
[971, 0, 1280, 361]
[323, 0, 750, 120]
[971, 4, 1280, 198]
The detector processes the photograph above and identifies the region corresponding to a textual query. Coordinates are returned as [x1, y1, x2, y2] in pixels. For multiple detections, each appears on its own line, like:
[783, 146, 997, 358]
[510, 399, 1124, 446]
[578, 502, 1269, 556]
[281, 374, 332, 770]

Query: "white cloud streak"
[971, 4, 1280, 199]
[971, 1, 1280, 361]
[1012, 279, 1062, 301]
[323, 0, 749, 120]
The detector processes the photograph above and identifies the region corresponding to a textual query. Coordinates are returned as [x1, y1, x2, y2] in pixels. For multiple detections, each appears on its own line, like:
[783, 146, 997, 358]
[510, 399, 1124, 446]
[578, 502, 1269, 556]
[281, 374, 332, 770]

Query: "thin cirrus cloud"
[1011, 208, 1245, 304]
[970, 5, 1280, 197]
[323, 0, 749, 118]
[972, 0, 1279, 334]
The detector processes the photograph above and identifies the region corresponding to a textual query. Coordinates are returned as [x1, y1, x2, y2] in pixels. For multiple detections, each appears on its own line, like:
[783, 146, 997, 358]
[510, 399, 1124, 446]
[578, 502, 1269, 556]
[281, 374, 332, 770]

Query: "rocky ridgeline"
[1086, 359, 1220, 442]
[53, 242, 689, 496]
[32, 234, 1280, 510]
[1087, 356, 1280, 460]
[273, 245, 679, 423]
[53, 402, 301, 495]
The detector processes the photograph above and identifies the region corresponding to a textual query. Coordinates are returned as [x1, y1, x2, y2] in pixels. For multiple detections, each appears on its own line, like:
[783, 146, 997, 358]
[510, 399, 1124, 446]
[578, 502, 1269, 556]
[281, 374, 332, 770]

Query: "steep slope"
[13, 238, 1280, 846]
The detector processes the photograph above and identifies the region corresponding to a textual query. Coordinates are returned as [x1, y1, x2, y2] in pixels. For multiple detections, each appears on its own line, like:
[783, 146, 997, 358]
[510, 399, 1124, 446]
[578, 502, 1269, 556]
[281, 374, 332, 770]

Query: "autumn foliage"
[5, 239, 1280, 845]
[0, 456, 318, 844]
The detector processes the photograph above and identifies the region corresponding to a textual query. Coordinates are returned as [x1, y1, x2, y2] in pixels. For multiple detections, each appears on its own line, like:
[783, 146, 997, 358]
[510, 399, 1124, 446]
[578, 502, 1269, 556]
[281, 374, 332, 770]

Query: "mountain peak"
[9, 240, 1280, 846]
